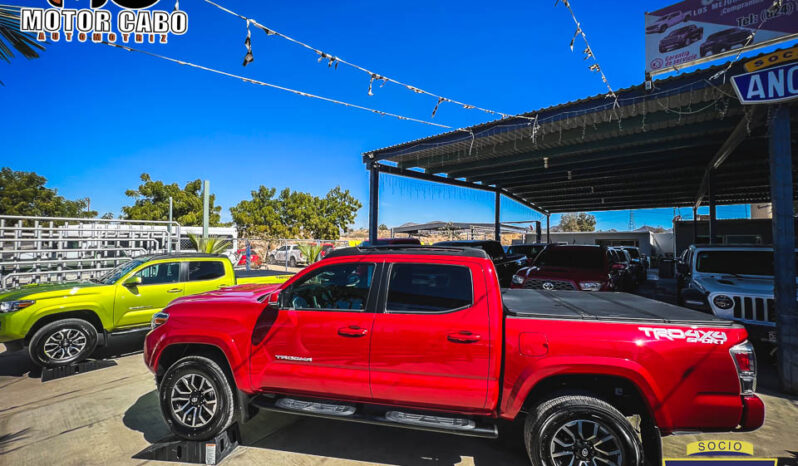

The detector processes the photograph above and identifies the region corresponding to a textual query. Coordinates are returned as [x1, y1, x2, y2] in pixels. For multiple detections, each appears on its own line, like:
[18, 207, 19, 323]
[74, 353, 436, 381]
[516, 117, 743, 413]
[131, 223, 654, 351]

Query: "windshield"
[508, 245, 545, 258]
[623, 248, 640, 259]
[694, 250, 795, 276]
[534, 247, 604, 270]
[96, 259, 144, 284]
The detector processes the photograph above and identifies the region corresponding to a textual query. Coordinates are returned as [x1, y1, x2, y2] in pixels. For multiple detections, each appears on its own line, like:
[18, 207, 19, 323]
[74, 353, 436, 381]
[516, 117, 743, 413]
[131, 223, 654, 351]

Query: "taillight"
[730, 341, 757, 394]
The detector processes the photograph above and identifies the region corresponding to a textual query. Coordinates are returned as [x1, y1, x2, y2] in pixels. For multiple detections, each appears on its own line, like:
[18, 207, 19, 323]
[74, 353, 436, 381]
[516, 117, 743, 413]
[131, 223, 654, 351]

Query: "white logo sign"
[638, 327, 728, 344]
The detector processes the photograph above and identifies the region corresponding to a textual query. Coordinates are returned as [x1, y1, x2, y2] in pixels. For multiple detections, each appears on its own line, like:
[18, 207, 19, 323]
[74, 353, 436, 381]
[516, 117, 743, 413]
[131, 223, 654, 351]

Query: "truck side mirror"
[124, 276, 142, 287]
[266, 291, 281, 310]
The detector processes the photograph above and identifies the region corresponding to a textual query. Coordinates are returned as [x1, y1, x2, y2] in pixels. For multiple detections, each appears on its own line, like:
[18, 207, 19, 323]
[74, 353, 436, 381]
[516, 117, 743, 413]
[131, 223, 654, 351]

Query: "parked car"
[234, 248, 262, 268]
[511, 244, 625, 291]
[359, 237, 421, 247]
[434, 240, 525, 287]
[145, 245, 763, 465]
[677, 244, 796, 345]
[269, 244, 304, 267]
[700, 28, 752, 57]
[621, 246, 647, 284]
[318, 243, 336, 260]
[506, 243, 547, 265]
[646, 10, 691, 34]
[659, 24, 703, 52]
[0, 254, 291, 367]
[611, 247, 639, 291]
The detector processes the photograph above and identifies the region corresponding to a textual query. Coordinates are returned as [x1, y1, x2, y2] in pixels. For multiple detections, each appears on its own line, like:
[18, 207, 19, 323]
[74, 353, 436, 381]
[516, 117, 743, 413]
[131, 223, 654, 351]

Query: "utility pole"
[202, 180, 210, 240]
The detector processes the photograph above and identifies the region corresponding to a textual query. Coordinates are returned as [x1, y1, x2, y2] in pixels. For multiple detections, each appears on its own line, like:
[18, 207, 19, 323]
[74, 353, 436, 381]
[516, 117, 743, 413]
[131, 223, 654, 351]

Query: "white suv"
[677, 244, 795, 344]
[268, 245, 305, 267]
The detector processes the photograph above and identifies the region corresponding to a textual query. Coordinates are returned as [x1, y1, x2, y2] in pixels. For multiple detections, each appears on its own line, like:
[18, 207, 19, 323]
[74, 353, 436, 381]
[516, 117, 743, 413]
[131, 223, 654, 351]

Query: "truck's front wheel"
[159, 356, 235, 441]
[28, 318, 98, 368]
[524, 395, 643, 466]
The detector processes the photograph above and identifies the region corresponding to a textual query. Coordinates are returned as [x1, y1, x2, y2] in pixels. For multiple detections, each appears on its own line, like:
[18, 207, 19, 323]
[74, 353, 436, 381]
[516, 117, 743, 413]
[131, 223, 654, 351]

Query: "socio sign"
[19, 0, 187, 44]
[731, 62, 798, 104]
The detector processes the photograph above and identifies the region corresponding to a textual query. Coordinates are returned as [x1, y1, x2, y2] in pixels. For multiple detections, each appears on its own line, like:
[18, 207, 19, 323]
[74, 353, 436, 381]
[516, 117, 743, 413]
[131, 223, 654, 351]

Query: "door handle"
[447, 331, 481, 343]
[338, 325, 368, 337]
[167, 288, 182, 293]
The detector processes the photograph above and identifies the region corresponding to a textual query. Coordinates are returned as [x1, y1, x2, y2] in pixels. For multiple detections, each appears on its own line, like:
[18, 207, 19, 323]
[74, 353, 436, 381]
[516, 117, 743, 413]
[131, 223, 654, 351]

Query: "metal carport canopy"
[363, 51, 798, 214]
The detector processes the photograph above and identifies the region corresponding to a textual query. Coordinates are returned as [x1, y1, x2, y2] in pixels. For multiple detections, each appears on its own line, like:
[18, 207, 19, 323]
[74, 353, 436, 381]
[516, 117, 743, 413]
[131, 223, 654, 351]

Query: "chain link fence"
[232, 238, 355, 272]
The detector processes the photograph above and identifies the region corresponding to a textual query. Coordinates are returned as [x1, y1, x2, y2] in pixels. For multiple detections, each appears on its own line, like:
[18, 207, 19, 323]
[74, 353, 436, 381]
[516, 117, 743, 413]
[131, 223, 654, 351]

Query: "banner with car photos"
[645, 0, 798, 76]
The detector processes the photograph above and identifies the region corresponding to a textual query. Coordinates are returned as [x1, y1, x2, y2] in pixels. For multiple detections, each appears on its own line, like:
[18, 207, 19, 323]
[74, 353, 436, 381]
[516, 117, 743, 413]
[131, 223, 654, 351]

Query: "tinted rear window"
[189, 261, 225, 281]
[387, 264, 472, 313]
[534, 248, 604, 269]
[508, 245, 544, 258]
[624, 248, 641, 259]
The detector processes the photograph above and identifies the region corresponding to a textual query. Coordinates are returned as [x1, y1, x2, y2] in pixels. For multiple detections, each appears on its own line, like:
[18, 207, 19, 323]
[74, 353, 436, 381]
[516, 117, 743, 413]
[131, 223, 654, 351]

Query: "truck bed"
[235, 269, 293, 285]
[503, 289, 734, 326]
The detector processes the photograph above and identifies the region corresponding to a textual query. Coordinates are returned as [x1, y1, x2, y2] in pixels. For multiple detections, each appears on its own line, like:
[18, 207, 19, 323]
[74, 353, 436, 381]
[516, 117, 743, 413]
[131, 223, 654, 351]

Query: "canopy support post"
[368, 162, 379, 244]
[495, 188, 501, 243]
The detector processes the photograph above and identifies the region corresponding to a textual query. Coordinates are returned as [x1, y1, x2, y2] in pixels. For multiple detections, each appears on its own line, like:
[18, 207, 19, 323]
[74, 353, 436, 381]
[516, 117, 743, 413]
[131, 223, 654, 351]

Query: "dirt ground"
[0, 331, 796, 466]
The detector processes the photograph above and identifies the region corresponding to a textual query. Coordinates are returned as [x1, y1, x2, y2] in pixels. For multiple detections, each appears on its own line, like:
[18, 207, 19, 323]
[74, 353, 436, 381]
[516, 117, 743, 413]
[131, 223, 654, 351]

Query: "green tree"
[0, 167, 96, 217]
[559, 212, 596, 232]
[122, 173, 222, 226]
[230, 186, 362, 239]
[0, 5, 45, 85]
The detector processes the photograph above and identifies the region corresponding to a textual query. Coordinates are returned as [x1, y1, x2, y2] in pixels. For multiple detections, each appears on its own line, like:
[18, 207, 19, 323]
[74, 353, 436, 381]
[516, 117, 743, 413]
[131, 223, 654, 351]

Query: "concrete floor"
[0, 334, 796, 466]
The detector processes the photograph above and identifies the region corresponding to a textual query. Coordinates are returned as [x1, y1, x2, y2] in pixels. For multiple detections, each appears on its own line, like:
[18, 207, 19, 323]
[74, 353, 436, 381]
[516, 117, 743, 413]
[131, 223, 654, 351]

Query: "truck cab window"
[386, 263, 472, 313]
[135, 262, 180, 285]
[188, 261, 225, 281]
[287, 263, 375, 310]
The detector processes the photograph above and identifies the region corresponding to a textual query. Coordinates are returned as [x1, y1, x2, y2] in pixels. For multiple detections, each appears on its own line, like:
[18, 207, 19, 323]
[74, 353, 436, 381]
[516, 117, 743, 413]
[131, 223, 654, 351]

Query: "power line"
[101, 41, 461, 131]
[557, 0, 618, 107]
[201, 0, 528, 121]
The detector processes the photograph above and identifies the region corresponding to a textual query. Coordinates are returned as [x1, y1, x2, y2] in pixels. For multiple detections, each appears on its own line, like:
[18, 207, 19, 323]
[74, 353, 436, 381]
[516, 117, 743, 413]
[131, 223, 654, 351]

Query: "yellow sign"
[744, 45, 798, 72]
[686, 441, 754, 456]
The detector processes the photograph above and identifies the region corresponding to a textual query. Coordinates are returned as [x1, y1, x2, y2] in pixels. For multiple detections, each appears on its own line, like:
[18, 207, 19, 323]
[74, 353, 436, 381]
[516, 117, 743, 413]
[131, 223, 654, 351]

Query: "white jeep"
[677, 244, 795, 344]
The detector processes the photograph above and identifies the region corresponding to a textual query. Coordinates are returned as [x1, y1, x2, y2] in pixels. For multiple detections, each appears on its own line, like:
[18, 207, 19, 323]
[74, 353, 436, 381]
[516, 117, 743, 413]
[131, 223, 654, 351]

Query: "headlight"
[151, 312, 169, 330]
[511, 274, 525, 285]
[713, 295, 734, 310]
[0, 300, 35, 313]
[579, 281, 603, 291]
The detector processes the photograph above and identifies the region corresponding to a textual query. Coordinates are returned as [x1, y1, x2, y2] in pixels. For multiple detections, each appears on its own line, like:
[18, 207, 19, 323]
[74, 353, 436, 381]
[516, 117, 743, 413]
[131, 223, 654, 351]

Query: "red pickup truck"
[144, 245, 763, 465]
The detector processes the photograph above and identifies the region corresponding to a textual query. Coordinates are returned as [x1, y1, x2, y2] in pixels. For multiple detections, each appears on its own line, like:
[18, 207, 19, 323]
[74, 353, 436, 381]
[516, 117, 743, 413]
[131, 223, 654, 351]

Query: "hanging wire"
[101, 41, 459, 130]
[202, 0, 529, 121]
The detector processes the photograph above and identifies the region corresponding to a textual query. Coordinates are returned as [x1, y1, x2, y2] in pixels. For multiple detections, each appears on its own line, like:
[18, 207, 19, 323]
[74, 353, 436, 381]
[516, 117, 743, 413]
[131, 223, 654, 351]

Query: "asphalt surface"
[0, 283, 796, 465]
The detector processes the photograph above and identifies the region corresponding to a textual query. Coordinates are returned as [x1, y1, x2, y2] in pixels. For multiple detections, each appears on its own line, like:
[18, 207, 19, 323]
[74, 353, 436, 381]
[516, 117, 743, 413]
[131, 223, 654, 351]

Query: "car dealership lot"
[1, 338, 797, 466]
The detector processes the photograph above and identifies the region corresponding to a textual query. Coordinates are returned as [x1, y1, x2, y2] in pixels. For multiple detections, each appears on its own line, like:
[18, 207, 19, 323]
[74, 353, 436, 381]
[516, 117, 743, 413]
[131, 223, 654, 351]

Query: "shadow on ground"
[0, 331, 146, 380]
[122, 390, 171, 443]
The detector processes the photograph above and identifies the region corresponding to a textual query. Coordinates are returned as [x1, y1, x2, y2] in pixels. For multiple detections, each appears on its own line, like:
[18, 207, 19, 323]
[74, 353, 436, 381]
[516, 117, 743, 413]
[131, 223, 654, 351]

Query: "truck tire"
[288, 256, 297, 268]
[524, 395, 644, 466]
[159, 355, 236, 441]
[28, 318, 98, 368]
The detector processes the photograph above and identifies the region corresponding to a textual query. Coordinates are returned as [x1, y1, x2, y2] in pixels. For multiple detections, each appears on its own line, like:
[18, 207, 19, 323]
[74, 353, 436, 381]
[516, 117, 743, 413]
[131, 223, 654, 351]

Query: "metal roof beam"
[374, 163, 549, 215]
[694, 107, 766, 209]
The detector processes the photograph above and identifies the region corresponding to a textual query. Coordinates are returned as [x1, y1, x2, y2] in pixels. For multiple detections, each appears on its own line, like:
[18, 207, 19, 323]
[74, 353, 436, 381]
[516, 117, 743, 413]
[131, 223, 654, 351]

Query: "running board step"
[251, 396, 497, 439]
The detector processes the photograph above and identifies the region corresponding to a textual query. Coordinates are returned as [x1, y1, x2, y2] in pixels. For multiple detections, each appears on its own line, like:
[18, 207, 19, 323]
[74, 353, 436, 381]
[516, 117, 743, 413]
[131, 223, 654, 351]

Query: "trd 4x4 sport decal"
[638, 327, 728, 344]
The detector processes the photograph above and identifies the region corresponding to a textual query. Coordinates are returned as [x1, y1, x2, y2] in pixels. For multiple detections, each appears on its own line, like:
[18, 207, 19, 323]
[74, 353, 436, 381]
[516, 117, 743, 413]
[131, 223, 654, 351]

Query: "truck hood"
[173, 283, 283, 305]
[523, 266, 607, 282]
[0, 281, 108, 301]
[695, 275, 778, 294]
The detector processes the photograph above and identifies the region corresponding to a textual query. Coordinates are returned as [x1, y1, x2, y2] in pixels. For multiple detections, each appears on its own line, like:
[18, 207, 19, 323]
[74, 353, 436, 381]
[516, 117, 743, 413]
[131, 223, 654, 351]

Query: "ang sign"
[645, 0, 798, 76]
[731, 62, 798, 104]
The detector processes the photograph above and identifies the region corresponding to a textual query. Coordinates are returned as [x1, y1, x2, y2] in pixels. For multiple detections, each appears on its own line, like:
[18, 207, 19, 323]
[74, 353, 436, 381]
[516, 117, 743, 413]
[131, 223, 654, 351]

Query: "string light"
[557, 0, 618, 108]
[201, 0, 526, 121]
[101, 41, 459, 131]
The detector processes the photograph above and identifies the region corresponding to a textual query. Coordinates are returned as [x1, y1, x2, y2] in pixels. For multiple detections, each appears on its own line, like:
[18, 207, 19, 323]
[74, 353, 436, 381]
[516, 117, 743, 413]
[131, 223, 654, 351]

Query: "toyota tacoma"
[145, 245, 764, 465]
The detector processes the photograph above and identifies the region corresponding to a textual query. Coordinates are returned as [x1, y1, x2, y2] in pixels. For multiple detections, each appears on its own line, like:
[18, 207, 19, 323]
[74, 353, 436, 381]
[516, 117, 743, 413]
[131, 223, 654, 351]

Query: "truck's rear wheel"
[28, 318, 98, 368]
[288, 257, 297, 268]
[159, 356, 235, 441]
[524, 395, 643, 466]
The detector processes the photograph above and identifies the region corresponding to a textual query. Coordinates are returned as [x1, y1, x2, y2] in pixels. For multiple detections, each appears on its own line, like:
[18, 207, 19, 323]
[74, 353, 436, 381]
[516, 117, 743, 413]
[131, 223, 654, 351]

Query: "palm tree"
[0, 4, 45, 83]
[188, 234, 231, 255]
[297, 243, 324, 265]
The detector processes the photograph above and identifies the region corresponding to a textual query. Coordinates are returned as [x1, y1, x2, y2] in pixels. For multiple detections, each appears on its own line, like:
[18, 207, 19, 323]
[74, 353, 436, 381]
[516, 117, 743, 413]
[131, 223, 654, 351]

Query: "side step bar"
[251, 396, 497, 439]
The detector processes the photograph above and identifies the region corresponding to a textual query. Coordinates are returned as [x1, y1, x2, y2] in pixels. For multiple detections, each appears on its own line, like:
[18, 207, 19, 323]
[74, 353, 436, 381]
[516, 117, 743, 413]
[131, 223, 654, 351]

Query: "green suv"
[0, 254, 289, 368]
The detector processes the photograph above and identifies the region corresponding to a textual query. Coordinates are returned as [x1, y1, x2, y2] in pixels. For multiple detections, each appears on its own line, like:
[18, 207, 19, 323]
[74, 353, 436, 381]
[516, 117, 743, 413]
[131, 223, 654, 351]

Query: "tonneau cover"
[503, 289, 734, 326]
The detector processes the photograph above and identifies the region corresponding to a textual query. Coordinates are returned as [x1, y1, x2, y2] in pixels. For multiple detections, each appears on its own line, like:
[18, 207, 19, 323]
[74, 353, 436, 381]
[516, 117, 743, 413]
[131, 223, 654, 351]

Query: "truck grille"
[523, 279, 577, 290]
[731, 296, 776, 323]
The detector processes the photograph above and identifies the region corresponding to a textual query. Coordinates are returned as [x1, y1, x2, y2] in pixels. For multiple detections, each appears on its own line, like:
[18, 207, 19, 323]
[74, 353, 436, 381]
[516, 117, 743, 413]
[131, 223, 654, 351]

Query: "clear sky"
[1, 0, 789, 230]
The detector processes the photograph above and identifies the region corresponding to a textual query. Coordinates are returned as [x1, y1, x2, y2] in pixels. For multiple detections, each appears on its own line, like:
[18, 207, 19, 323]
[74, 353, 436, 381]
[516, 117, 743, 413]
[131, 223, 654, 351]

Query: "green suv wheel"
[28, 318, 99, 368]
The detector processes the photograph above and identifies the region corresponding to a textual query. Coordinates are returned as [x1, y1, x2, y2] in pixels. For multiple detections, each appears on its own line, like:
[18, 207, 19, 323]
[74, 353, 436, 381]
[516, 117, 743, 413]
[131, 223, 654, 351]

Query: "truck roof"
[137, 253, 225, 261]
[503, 289, 735, 326]
[324, 245, 490, 259]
